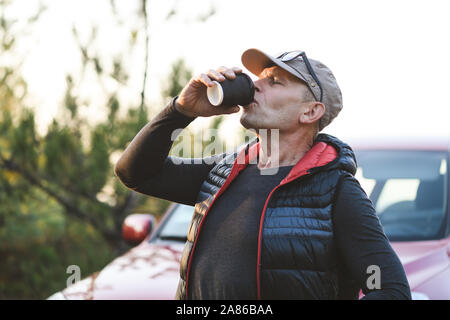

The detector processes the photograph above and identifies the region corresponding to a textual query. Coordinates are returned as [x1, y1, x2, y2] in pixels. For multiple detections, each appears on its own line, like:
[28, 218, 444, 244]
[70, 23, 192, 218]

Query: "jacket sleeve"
[114, 97, 223, 206]
[332, 174, 412, 300]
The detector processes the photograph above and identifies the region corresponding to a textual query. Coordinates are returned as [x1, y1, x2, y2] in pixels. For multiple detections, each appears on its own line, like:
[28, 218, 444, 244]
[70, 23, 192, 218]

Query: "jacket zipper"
[256, 184, 280, 300]
[256, 172, 312, 300]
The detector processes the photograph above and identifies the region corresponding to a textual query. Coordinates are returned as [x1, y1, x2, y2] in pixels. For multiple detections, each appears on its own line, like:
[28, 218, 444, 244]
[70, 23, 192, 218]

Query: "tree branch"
[0, 154, 119, 242]
[113, 191, 139, 231]
[140, 0, 150, 112]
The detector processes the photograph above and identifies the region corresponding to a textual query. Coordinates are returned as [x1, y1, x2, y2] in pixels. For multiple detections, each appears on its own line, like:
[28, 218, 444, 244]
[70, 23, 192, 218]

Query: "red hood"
[59, 241, 184, 300]
[233, 140, 337, 183]
[282, 141, 337, 183]
[390, 239, 450, 290]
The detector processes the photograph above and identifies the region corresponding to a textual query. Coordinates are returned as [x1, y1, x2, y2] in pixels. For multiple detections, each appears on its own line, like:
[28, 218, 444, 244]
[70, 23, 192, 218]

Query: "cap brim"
[241, 48, 308, 84]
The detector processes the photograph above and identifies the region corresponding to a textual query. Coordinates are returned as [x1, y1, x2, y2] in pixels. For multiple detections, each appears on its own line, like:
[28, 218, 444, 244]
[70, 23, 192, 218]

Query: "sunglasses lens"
[276, 50, 322, 102]
[280, 51, 303, 62]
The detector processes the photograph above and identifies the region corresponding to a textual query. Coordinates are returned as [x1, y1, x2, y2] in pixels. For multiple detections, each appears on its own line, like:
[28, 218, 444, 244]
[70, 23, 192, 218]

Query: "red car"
[48, 136, 450, 300]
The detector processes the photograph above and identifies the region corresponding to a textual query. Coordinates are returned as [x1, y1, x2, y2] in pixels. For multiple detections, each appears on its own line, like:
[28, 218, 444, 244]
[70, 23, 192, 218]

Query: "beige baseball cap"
[241, 48, 343, 131]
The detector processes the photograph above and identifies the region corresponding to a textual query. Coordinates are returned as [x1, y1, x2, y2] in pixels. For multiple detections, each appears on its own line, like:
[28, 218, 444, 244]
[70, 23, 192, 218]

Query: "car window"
[157, 204, 194, 241]
[355, 150, 448, 241]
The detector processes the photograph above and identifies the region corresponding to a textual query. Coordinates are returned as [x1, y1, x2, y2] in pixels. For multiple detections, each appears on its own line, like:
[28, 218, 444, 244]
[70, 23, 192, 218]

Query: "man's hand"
[175, 66, 243, 118]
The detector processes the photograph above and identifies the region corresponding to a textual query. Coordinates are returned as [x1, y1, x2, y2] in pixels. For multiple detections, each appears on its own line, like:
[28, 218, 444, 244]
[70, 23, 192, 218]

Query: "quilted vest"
[175, 133, 357, 300]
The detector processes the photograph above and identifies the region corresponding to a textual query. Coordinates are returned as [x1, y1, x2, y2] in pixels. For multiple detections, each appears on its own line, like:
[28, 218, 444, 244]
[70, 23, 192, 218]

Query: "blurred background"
[1, 0, 449, 299]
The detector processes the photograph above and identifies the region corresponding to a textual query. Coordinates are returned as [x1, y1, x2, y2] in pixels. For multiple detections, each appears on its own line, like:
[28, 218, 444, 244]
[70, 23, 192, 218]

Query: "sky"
[9, 0, 450, 140]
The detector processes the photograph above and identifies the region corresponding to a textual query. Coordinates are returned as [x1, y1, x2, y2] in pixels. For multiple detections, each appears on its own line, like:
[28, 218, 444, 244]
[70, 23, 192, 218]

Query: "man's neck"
[256, 129, 317, 169]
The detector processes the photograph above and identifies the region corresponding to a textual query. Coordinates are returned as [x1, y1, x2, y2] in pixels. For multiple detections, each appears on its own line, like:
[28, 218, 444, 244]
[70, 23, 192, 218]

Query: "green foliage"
[162, 58, 193, 102]
[0, 0, 221, 300]
[0, 189, 115, 299]
[0, 0, 196, 299]
[43, 121, 84, 186]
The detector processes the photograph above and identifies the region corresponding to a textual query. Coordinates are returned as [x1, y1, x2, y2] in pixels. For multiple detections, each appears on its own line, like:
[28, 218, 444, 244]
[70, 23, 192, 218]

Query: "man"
[114, 48, 411, 300]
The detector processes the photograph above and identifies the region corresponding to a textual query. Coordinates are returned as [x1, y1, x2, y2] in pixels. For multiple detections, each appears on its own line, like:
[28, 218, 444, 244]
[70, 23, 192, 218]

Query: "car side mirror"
[122, 214, 155, 246]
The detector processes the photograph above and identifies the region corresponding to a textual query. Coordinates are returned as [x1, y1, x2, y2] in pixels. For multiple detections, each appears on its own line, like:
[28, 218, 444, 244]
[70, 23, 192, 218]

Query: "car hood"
[57, 241, 184, 300]
[52, 238, 450, 299]
[390, 239, 450, 290]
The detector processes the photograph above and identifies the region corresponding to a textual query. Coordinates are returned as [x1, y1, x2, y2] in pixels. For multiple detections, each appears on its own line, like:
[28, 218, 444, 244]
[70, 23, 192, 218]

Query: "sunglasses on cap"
[276, 51, 323, 102]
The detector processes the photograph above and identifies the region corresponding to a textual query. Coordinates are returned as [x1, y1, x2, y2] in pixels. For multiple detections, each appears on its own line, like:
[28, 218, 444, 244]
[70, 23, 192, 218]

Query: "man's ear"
[298, 102, 325, 125]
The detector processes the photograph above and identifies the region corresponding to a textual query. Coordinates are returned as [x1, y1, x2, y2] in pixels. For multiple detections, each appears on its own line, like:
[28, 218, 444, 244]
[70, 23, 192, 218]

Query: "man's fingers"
[196, 73, 214, 87]
[217, 66, 243, 79]
[195, 66, 244, 88]
[231, 67, 242, 74]
[216, 66, 229, 73]
[207, 69, 226, 82]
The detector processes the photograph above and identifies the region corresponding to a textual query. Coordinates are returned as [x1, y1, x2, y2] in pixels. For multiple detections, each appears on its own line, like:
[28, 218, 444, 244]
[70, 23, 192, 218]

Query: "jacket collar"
[232, 133, 357, 184]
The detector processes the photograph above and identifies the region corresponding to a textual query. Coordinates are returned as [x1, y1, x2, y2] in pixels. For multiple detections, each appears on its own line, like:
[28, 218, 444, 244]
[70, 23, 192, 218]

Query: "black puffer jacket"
[176, 133, 358, 300]
[114, 99, 411, 300]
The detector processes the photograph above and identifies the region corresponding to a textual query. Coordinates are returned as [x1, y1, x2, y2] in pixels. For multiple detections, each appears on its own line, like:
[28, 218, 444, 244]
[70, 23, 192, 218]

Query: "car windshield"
[157, 204, 194, 241]
[355, 150, 448, 241]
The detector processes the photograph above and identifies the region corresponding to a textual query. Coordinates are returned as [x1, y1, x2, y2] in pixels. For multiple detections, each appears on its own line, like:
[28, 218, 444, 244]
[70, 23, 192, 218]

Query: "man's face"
[240, 66, 310, 131]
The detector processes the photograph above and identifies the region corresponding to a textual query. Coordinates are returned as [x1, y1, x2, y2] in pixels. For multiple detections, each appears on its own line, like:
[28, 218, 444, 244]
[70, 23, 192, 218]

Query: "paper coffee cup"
[206, 73, 254, 107]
